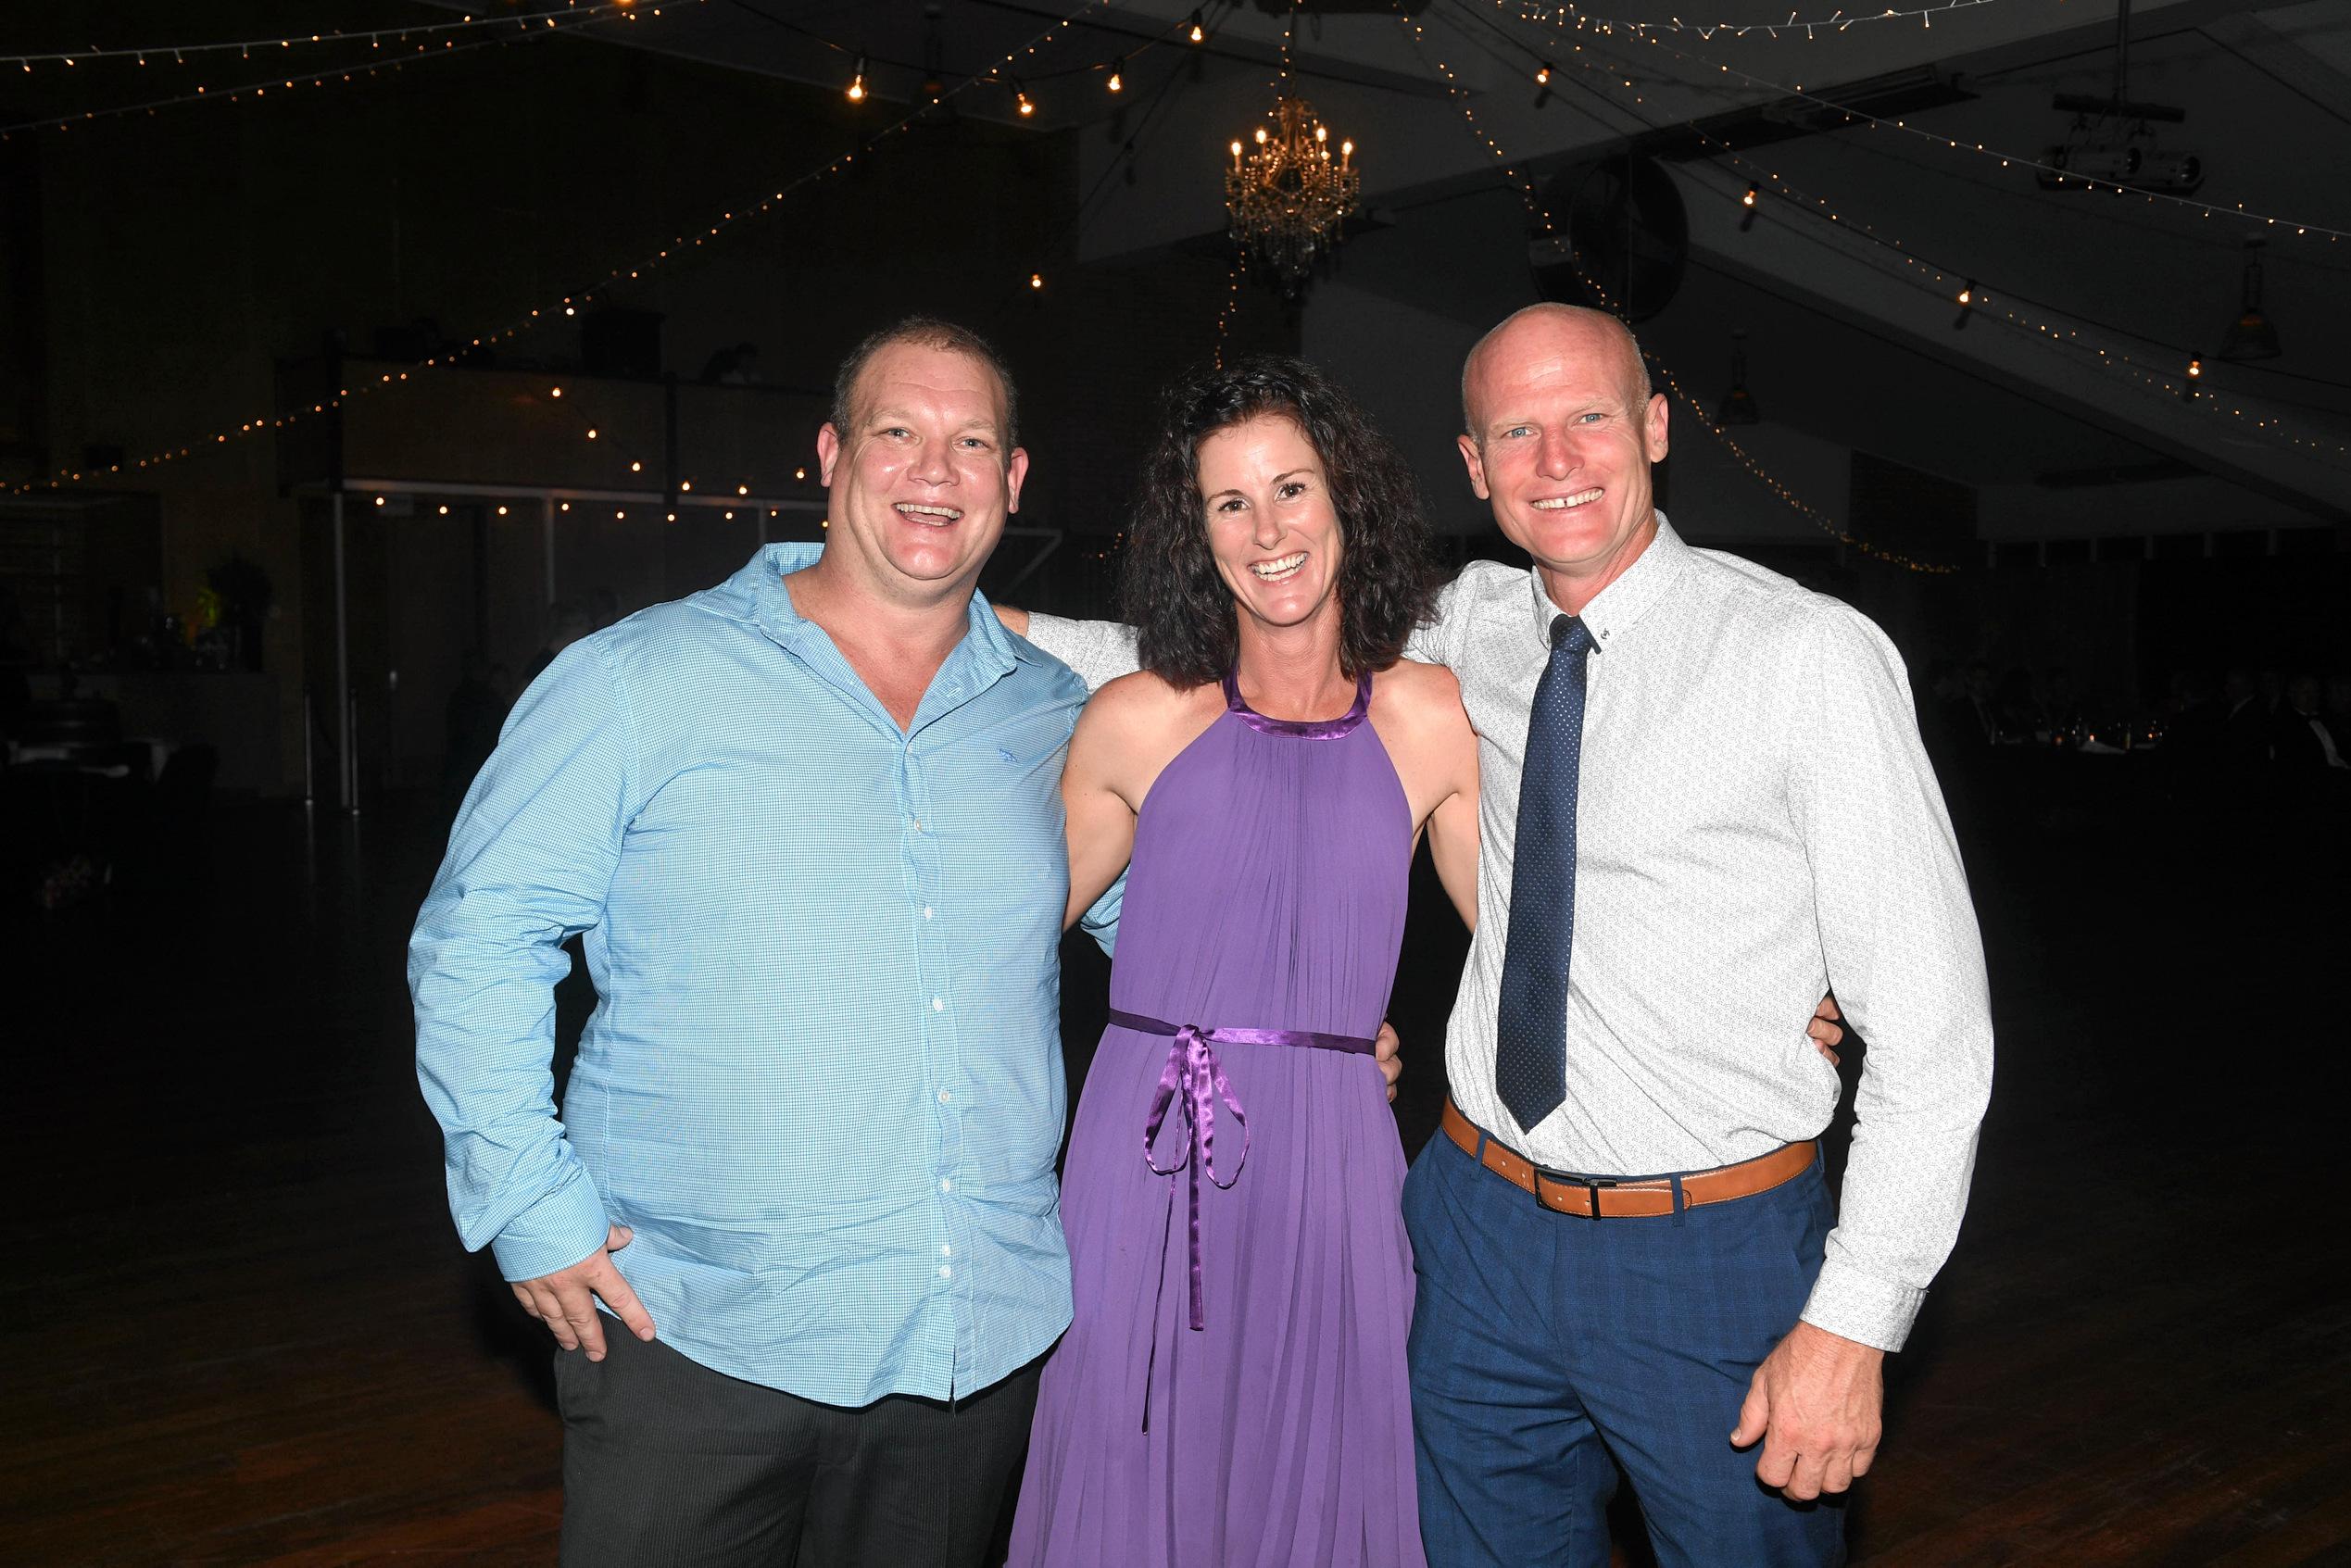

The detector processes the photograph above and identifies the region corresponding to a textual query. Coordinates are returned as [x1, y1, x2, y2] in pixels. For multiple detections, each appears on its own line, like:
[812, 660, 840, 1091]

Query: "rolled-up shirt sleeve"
[409, 639, 637, 1283]
[1790, 605, 1994, 1350]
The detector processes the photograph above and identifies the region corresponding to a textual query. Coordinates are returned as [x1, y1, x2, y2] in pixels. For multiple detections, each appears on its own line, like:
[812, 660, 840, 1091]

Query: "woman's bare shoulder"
[1373, 658, 1465, 720]
[1076, 670, 1221, 746]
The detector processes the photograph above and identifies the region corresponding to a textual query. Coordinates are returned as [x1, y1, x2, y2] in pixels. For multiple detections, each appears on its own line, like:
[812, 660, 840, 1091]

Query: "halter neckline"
[1219, 667, 1374, 740]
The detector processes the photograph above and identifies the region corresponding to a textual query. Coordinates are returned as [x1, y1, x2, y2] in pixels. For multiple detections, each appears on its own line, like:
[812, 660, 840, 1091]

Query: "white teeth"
[1251, 551, 1309, 581]
[895, 503, 962, 524]
[1531, 488, 1603, 511]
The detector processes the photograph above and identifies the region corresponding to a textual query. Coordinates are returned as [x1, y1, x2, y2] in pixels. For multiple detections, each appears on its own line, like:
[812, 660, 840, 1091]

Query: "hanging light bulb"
[1716, 329, 1761, 427]
[1535, 62, 1553, 85]
[2219, 242, 2281, 361]
[1954, 280, 1975, 331]
[1012, 76, 1033, 117]
[846, 53, 867, 103]
[1029, 272, 1045, 290]
[1107, 59, 1124, 94]
[1188, 9, 1206, 44]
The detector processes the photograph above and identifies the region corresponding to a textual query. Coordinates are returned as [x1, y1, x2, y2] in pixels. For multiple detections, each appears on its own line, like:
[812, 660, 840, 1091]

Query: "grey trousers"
[554, 1328, 1042, 1568]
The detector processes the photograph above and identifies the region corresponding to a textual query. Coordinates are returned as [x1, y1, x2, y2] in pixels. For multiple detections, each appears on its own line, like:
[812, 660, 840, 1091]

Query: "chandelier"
[1225, 96, 1360, 294]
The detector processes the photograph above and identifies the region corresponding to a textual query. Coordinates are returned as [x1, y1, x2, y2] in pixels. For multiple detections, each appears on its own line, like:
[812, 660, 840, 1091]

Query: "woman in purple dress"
[1006, 358, 1475, 1567]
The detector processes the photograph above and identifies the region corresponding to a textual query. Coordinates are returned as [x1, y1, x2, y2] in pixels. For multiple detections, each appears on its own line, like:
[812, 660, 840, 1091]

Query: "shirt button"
[938, 1177, 953, 1194]
[937, 1089, 952, 1104]
[908, 816, 923, 833]
[922, 906, 935, 920]
[932, 997, 945, 1012]
[938, 1264, 953, 1279]
[940, 1243, 952, 1257]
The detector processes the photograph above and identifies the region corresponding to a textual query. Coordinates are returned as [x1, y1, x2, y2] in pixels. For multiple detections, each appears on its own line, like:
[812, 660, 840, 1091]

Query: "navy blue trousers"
[1403, 1128, 1847, 1568]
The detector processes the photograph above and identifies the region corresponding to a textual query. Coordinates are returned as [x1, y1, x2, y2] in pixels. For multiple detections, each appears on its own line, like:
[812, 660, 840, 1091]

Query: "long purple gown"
[1008, 669, 1426, 1568]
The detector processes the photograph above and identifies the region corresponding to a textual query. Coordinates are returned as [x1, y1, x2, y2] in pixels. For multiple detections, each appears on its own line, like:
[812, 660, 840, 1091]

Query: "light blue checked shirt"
[412, 544, 1093, 1406]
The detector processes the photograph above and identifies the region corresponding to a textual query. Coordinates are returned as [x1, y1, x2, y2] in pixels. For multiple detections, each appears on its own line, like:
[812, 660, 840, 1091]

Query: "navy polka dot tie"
[1495, 613, 1595, 1133]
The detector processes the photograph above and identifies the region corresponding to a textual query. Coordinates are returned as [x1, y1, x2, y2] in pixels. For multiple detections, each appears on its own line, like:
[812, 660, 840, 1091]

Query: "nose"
[1251, 504, 1284, 551]
[1535, 426, 1577, 481]
[907, 437, 952, 486]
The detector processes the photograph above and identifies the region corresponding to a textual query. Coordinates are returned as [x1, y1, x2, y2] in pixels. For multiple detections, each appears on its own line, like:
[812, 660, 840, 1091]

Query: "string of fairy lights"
[0, 2, 681, 139]
[17, 3, 2342, 528]
[1478, 0, 2351, 244]
[1392, 3, 1961, 572]
[1472, 15, 2351, 466]
[1, 3, 647, 69]
[10, 0, 1141, 498]
[1503, 0, 2001, 42]
[1212, 260, 1248, 370]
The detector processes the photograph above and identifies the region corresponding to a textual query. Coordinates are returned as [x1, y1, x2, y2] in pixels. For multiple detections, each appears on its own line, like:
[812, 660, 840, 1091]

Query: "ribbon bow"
[1141, 1023, 1251, 1332]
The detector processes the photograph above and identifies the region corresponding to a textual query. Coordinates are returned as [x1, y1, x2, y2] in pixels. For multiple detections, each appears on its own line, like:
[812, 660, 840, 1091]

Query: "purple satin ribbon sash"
[1108, 1008, 1376, 1334]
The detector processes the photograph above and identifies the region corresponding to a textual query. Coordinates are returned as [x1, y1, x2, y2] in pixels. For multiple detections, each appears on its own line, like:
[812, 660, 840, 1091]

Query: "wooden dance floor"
[8, 793, 2346, 1566]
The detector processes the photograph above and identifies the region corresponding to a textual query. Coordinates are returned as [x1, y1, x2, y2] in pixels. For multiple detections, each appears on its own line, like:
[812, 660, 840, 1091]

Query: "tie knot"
[1551, 615, 1594, 655]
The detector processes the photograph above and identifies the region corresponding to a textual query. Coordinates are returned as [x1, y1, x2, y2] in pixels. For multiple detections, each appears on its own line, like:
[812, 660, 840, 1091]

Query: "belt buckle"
[1537, 1163, 1616, 1220]
[1576, 1175, 1617, 1219]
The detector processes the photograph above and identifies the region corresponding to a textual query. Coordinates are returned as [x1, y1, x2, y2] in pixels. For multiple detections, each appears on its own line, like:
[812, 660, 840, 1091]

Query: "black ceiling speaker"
[1528, 153, 1688, 323]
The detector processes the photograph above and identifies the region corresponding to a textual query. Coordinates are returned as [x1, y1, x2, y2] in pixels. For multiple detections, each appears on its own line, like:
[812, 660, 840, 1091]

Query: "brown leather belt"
[1440, 1098, 1814, 1219]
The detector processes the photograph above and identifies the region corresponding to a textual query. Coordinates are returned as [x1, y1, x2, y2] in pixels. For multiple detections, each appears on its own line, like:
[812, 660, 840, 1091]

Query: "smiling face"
[1457, 307, 1669, 610]
[1196, 413, 1344, 638]
[814, 341, 1026, 609]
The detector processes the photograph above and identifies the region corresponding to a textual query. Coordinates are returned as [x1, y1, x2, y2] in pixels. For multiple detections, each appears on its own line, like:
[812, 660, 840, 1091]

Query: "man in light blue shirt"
[413, 320, 1091, 1567]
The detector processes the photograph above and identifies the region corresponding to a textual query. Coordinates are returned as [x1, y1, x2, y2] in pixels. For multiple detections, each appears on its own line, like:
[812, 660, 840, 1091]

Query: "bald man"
[1019, 304, 1992, 1567]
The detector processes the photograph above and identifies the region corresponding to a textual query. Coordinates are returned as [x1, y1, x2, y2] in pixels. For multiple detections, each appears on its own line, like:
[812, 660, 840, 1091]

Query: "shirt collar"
[721, 543, 1035, 675]
[1526, 510, 1691, 653]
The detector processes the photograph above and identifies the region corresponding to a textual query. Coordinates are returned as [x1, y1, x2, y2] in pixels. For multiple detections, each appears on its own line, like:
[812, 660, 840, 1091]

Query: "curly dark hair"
[1122, 355, 1437, 688]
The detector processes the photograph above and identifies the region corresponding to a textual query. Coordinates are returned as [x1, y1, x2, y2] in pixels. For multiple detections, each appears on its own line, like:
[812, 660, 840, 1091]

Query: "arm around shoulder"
[1015, 608, 1141, 693]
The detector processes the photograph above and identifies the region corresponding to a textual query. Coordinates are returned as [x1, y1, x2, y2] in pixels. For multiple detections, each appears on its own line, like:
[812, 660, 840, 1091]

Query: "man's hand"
[1730, 1320, 1885, 1499]
[1374, 1021, 1402, 1103]
[511, 1223, 657, 1361]
[1809, 994, 1845, 1067]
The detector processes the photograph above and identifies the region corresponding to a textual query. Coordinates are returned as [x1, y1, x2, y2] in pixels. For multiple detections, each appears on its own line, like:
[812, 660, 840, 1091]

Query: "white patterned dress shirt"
[1025, 514, 1994, 1350]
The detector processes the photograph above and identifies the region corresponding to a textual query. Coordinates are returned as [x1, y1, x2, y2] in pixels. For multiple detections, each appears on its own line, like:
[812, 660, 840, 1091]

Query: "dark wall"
[19, 6, 1292, 790]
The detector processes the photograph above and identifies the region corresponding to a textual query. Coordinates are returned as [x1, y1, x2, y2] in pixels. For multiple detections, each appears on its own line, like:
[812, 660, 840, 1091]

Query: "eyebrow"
[1489, 404, 1611, 431]
[865, 404, 1001, 435]
[1205, 466, 1316, 495]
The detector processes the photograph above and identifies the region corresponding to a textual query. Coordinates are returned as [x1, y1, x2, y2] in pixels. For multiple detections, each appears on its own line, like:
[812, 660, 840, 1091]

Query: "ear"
[1006, 445, 1030, 515]
[1455, 433, 1490, 500]
[816, 422, 843, 487]
[1641, 393, 1670, 464]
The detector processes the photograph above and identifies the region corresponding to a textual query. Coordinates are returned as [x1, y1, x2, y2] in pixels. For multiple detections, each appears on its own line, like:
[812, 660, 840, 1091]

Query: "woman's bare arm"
[1372, 660, 1481, 930]
[1062, 696, 1141, 932]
